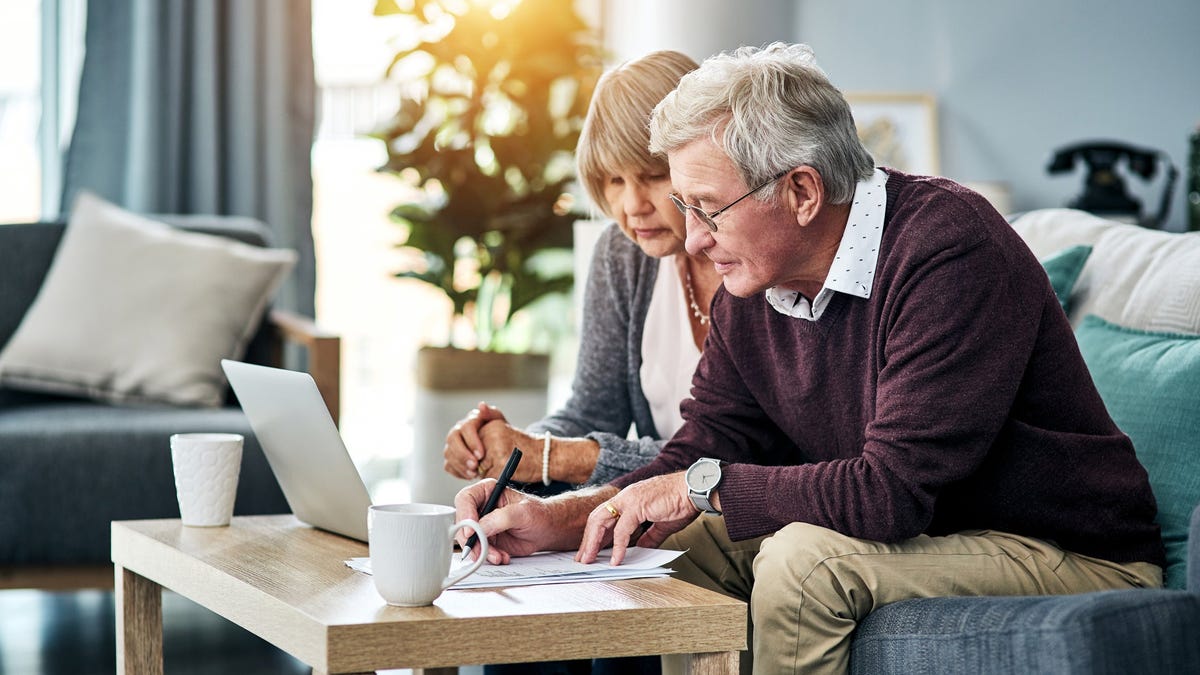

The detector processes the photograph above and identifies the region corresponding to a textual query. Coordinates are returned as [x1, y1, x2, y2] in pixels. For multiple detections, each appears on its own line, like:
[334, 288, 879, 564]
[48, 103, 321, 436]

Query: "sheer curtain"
[60, 0, 317, 316]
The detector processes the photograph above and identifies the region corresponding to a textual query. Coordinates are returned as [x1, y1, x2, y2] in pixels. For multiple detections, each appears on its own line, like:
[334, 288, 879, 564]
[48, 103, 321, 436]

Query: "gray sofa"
[0, 216, 339, 590]
[849, 209, 1200, 673]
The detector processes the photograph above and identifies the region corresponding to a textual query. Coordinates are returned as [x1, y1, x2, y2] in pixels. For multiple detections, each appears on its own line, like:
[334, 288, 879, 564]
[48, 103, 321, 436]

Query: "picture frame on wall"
[844, 92, 940, 175]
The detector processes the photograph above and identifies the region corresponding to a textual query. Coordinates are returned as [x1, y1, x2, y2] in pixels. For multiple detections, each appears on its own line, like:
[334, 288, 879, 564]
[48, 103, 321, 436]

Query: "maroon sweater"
[614, 170, 1164, 567]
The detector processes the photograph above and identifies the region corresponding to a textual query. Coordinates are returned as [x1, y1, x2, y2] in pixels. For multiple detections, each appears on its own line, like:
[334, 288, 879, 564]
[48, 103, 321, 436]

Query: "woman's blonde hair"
[576, 50, 699, 217]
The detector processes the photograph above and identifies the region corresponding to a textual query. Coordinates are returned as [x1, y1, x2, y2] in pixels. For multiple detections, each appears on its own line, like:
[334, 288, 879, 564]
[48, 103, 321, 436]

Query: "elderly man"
[455, 42, 1164, 674]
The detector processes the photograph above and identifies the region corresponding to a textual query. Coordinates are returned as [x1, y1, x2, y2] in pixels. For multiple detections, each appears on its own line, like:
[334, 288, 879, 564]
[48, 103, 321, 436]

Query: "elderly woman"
[442, 50, 716, 496]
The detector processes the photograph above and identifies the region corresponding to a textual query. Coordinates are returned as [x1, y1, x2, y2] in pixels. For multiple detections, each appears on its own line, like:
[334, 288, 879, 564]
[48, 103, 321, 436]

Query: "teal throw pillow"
[1040, 244, 1092, 312]
[1075, 314, 1200, 589]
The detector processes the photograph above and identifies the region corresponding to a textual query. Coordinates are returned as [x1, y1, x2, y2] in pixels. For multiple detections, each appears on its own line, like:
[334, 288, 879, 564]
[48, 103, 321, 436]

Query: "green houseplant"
[373, 0, 602, 353]
[372, 0, 602, 504]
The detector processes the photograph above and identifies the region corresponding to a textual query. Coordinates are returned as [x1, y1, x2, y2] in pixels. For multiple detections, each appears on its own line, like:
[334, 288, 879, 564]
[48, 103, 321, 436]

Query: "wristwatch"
[685, 457, 723, 515]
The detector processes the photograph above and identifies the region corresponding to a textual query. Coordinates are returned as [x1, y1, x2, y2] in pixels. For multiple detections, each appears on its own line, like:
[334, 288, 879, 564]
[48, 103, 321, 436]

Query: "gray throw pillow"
[0, 192, 296, 407]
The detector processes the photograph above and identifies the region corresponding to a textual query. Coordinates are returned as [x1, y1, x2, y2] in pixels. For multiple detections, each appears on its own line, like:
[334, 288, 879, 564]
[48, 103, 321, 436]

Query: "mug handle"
[443, 519, 488, 590]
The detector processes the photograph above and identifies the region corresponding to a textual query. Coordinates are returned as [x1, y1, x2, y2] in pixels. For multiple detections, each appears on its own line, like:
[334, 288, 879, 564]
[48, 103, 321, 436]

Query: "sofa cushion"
[0, 192, 296, 408]
[0, 399, 288, 564]
[851, 590, 1200, 674]
[1075, 315, 1200, 589]
[1039, 245, 1091, 312]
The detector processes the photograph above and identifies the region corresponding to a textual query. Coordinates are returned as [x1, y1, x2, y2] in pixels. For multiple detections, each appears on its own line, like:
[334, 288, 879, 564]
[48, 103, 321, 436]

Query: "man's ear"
[784, 166, 824, 226]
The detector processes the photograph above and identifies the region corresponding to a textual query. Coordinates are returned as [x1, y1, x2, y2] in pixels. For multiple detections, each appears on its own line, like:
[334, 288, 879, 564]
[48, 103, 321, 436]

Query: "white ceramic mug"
[170, 433, 243, 527]
[368, 503, 488, 606]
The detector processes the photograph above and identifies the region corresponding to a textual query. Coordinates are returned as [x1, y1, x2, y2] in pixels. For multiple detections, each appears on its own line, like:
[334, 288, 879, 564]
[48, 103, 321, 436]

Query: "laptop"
[221, 359, 372, 541]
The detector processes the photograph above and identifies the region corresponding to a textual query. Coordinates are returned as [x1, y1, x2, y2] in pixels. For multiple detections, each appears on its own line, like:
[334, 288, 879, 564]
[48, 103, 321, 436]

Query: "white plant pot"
[409, 347, 549, 506]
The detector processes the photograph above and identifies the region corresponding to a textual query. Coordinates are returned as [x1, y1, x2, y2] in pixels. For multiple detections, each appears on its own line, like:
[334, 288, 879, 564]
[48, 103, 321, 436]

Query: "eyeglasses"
[668, 169, 791, 232]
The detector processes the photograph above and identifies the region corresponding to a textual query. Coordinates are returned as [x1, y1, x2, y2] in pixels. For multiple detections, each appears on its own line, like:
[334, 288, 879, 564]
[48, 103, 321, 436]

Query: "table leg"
[309, 662, 453, 667]
[310, 666, 456, 674]
[115, 565, 163, 675]
[684, 651, 739, 674]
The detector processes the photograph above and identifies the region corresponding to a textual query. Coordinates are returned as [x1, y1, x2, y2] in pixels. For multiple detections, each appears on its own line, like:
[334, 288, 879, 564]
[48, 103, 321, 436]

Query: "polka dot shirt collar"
[766, 168, 889, 321]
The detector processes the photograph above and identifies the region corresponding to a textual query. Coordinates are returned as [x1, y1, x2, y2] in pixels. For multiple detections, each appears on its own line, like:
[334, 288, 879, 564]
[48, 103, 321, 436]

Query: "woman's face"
[601, 165, 687, 258]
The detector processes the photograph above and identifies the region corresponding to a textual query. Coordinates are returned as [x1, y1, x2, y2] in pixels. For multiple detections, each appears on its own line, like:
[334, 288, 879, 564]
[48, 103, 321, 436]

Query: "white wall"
[603, 0, 794, 64]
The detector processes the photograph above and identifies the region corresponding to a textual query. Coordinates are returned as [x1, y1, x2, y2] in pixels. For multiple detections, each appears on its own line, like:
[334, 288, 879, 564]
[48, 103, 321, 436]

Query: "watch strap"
[689, 490, 720, 515]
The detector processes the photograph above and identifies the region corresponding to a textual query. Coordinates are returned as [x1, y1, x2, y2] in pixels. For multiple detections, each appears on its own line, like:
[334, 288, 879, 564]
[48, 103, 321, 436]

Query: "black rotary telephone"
[1046, 141, 1178, 228]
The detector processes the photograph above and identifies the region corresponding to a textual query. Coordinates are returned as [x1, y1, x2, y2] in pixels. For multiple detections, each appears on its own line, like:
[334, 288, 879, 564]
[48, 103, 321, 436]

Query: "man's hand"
[454, 481, 616, 564]
[576, 472, 700, 566]
[443, 402, 507, 478]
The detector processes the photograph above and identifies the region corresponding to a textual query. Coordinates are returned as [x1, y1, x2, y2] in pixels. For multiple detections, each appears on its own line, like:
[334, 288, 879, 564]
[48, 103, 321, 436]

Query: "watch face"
[687, 460, 720, 491]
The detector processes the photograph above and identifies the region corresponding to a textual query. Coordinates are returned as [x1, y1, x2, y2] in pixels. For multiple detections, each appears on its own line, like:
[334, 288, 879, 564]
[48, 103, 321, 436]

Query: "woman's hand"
[476, 421, 543, 484]
[442, 402, 508, 479]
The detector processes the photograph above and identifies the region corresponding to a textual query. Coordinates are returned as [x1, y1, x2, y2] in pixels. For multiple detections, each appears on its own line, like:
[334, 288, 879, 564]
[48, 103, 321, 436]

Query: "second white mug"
[170, 433, 243, 527]
[368, 503, 488, 606]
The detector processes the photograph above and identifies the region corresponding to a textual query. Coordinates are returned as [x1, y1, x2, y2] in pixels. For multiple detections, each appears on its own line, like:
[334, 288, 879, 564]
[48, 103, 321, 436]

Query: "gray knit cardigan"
[526, 223, 668, 485]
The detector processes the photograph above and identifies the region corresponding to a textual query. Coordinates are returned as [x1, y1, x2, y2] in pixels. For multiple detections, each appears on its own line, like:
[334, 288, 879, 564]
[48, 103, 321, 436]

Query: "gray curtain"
[61, 0, 317, 317]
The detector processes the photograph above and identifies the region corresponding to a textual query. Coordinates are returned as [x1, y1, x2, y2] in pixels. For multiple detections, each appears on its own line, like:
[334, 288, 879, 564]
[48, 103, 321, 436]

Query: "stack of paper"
[345, 547, 684, 588]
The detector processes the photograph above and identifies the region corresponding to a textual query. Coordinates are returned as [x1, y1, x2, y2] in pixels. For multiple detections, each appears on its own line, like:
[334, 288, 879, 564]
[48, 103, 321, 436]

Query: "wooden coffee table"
[111, 515, 746, 674]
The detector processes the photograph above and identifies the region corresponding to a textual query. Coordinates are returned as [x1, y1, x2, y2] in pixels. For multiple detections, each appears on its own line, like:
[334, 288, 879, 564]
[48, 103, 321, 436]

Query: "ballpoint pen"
[460, 448, 522, 562]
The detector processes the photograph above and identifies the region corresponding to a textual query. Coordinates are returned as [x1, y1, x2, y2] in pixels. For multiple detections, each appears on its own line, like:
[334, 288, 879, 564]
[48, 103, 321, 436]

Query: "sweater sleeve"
[526, 224, 665, 486]
[584, 432, 666, 485]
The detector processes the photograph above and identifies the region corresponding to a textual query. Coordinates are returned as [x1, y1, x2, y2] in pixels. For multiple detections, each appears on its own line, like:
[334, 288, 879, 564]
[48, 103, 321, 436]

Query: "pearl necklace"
[685, 270, 710, 326]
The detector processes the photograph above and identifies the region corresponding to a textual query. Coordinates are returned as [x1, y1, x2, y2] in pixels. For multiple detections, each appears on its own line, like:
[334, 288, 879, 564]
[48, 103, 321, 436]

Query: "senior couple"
[442, 43, 1164, 675]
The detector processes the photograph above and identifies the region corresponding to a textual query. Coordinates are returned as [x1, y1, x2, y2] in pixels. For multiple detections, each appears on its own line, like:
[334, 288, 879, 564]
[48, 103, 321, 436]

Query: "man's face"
[669, 138, 805, 297]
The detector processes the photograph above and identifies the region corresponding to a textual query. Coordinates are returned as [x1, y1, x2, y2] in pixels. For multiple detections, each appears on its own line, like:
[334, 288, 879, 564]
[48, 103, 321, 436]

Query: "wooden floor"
[0, 588, 310, 675]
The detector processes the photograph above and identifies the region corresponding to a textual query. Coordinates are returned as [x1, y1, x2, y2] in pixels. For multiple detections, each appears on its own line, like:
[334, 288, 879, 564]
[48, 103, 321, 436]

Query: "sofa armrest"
[267, 309, 341, 425]
[852, 590, 1200, 675]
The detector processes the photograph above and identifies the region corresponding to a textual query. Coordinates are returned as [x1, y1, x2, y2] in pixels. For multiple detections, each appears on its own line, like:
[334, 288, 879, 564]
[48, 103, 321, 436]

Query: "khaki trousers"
[662, 517, 1161, 675]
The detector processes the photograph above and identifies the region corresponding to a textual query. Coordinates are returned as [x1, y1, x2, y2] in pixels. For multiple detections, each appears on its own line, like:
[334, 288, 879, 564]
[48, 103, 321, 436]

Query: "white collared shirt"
[765, 168, 888, 321]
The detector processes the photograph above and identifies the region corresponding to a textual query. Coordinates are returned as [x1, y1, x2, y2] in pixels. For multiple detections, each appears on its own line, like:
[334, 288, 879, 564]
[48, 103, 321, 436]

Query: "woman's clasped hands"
[443, 401, 542, 484]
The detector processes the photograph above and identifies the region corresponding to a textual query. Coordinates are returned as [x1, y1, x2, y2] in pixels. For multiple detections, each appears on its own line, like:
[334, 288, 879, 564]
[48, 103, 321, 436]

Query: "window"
[0, 0, 84, 223]
[0, 2, 45, 222]
[311, 0, 451, 501]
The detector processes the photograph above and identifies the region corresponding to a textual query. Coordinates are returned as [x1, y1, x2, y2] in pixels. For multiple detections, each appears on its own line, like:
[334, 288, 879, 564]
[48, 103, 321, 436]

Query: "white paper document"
[345, 547, 685, 589]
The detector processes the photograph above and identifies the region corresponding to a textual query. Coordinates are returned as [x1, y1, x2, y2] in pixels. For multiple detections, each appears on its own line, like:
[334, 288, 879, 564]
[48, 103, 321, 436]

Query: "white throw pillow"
[1010, 207, 1115, 259]
[0, 192, 297, 407]
[1011, 208, 1200, 335]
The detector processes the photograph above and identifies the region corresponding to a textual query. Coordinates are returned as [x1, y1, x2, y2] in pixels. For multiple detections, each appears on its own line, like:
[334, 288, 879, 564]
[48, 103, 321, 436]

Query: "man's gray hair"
[649, 42, 874, 205]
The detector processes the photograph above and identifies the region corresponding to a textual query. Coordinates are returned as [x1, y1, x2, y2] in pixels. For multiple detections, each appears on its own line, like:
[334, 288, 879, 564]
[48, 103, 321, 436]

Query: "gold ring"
[603, 502, 621, 519]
